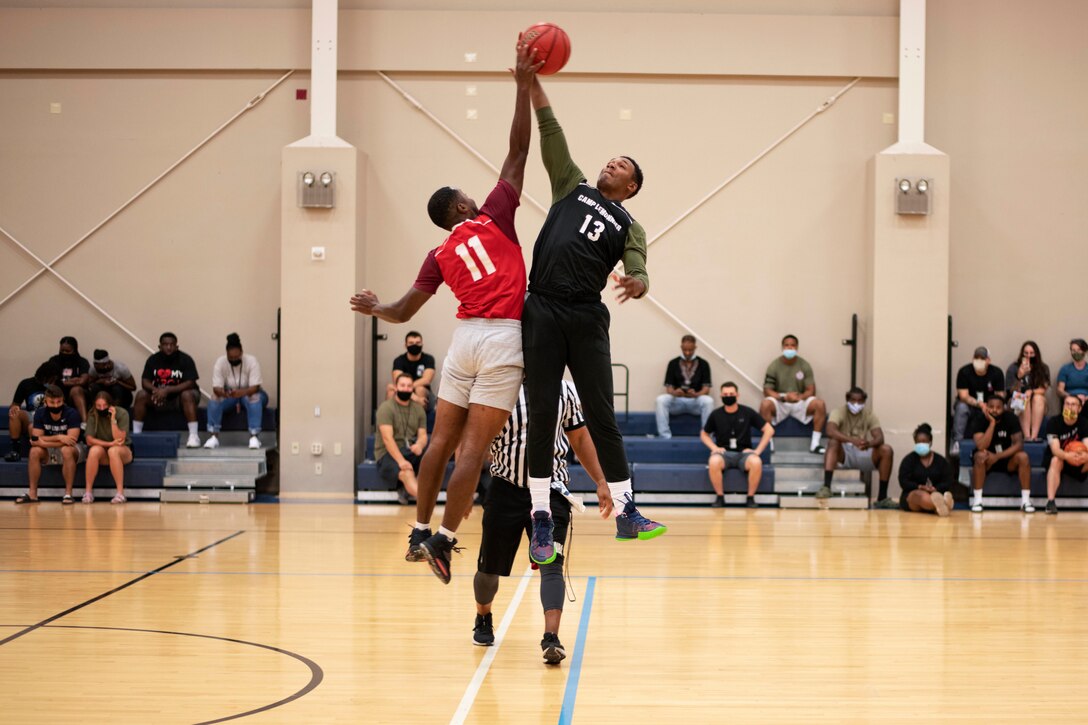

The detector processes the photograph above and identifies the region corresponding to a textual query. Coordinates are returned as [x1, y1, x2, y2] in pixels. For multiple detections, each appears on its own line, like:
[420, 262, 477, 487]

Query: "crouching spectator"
[821, 387, 895, 507]
[898, 423, 955, 516]
[205, 333, 267, 450]
[701, 382, 773, 508]
[655, 334, 714, 438]
[760, 334, 827, 454]
[133, 332, 202, 448]
[968, 393, 1032, 513]
[6, 361, 60, 462]
[82, 392, 132, 504]
[376, 374, 428, 504]
[14, 385, 84, 505]
[1042, 395, 1088, 515]
[87, 349, 137, 411]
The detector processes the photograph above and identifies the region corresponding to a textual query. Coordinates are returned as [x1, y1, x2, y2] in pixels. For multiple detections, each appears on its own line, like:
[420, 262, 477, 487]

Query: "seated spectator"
[48, 335, 91, 424]
[655, 334, 715, 439]
[759, 334, 826, 454]
[82, 391, 132, 504]
[700, 382, 773, 508]
[1056, 338, 1088, 405]
[1042, 395, 1088, 516]
[14, 385, 84, 505]
[821, 387, 895, 506]
[6, 361, 60, 462]
[968, 392, 1032, 513]
[388, 331, 436, 409]
[204, 333, 268, 451]
[1005, 340, 1050, 441]
[87, 349, 137, 411]
[952, 346, 1005, 455]
[132, 332, 202, 448]
[898, 423, 955, 516]
[376, 374, 428, 504]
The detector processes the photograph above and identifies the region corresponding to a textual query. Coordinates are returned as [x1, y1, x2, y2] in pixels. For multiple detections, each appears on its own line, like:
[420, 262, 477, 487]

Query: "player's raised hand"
[613, 275, 646, 304]
[350, 290, 380, 316]
[512, 35, 544, 84]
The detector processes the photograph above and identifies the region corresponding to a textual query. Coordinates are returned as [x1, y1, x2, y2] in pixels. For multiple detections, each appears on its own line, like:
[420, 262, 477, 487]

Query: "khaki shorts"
[767, 397, 815, 425]
[438, 318, 524, 412]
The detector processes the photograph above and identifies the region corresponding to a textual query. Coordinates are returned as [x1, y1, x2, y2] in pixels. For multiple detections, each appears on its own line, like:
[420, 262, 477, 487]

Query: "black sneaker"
[420, 533, 461, 584]
[473, 613, 495, 646]
[3, 451, 20, 463]
[541, 632, 566, 665]
[746, 496, 758, 508]
[405, 527, 431, 562]
[711, 495, 724, 508]
[1046, 500, 1058, 515]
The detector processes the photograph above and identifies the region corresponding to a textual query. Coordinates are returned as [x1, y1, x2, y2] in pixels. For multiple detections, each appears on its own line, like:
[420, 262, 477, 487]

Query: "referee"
[522, 75, 666, 562]
[473, 380, 611, 665]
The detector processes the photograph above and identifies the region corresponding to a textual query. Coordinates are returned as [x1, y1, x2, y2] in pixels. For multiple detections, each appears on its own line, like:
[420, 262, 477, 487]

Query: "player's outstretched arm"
[498, 40, 542, 197]
[349, 287, 432, 324]
[614, 221, 650, 303]
[532, 77, 584, 204]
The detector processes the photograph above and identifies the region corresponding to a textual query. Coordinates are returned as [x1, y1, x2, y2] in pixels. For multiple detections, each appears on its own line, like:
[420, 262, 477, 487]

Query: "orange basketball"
[1065, 440, 1087, 454]
[522, 22, 571, 76]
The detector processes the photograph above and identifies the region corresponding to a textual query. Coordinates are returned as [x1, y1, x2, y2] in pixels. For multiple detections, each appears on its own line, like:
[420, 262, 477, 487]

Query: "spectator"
[655, 334, 715, 438]
[1042, 395, 1088, 515]
[204, 333, 267, 450]
[700, 382, 774, 508]
[760, 334, 827, 454]
[898, 423, 956, 516]
[821, 387, 895, 506]
[952, 346, 1005, 455]
[1056, 338, 1088, 405]
[388, 331, 436, 409]
[87, 349, 137, 411]
[376, 374, 428, 504]
[48, 335, 91, 424]
[5, 361, 60, 462]
[14, 385, 84, 505]
[132, 332, 202, 448]
[1005, 340, 1050, 441]
[968, 392, 1032, 513]
[82, 391, 132, 504]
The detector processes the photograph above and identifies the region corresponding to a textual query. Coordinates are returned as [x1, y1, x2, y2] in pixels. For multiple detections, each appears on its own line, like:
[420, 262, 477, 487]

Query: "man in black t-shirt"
[967, 392, 1031, 513]
[48, 335, 92, 423]
[700, 382, 774, 508]
[654, 334, 714, 438]
[1043, 395, 1088, 515]
[14, 385, 84, 504]
[133, 332, 202, 448]
[953, 346, 1005, 453]
[388, 330, 436, 410]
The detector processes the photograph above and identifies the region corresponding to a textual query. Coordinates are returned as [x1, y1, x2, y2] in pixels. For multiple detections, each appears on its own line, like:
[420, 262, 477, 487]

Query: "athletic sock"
[607, 479, 634, 514]
[187, 421, 198, 436]
[438, 526, 457, 539]
[414, 521, 430, 531]
[132, 421, 144, 434]
[811, 431, 822, 449]
[529, 476, 552, 514]
[878, 480, 889, 500]
[1021, 490, 1031, 504]
[972, 489, 983, 505]
[823, 470, 834, 486]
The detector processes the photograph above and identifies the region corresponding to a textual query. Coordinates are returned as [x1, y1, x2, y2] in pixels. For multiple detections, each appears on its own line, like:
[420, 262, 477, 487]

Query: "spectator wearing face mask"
[1042, 394, 1088, 515]
[388, 330, 436, 410]
[655, 334, 715, 439]
[700, 382, 774, 508]
[952, 346, 1005, 455]
[821, 387, 895, 506]
[205, 333, 267, 450]
[898, 423, 955, 516]
[48, 335, 91, 424]
[375, 373, 428, 504]
[1056, 338, 1088, 406]
[759, 334, 827, 454]
[87, 349, 138, 411]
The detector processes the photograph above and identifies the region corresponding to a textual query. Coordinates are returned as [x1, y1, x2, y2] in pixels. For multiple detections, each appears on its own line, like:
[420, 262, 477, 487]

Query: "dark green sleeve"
[536, 106, 585, 204]
[621, 220, 649, 294]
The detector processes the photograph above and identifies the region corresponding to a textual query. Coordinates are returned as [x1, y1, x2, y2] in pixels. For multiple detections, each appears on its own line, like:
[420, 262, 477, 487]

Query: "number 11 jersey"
[412, 180, 527, 321]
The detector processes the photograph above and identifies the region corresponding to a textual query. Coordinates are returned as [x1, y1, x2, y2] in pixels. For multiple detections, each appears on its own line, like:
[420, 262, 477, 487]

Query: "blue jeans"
[206, 390, 268, 434]
[655, 393, 715, 437]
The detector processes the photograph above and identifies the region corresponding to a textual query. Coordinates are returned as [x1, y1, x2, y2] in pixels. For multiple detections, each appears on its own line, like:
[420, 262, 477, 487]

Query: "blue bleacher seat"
[624, 436, 770, 464]
[615, 411, 812, 438]
[958, 439, 1088, 496]
[0, 459, 168, 489]
[630, 462, 774, 494]
[2, 431, 177, 459]
[140, 407, 277, 432]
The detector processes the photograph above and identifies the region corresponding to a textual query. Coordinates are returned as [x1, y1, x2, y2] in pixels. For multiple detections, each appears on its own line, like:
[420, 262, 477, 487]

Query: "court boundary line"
[449, 564, 534, 725]
[558, 576, 596, 725]
[0, 529, 245, 647]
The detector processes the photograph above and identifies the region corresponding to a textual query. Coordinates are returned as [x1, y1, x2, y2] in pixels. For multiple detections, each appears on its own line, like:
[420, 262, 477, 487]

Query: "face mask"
[782, 349, 797, 360]
[847, 402, 865, 415]
[1074, 352, 1085, 363]
[914, 442, 931, 457]
[407, 345, 423, 356]
[722, 395, 737, 406]
[396, 390, 413, 402]
[46, 405, 64, 415]
[1063, 409, 1079, 424]
[229, 358, 243, 367]
[973, 360, 987, 374]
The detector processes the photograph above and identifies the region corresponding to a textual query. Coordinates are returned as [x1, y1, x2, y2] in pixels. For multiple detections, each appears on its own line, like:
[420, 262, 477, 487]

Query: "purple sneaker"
[615, 496, 667, 541]
[529, 511, 557, 565]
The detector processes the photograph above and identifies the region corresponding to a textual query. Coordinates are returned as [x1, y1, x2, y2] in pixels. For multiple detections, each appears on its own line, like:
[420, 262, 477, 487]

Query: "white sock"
[414, 521, 429, 531]
[529, 476, 552, 514]
[811, 431, 822, 449]
[973, 489, 983, 504]
[1021, 490, 1031, 503]
[132, 421, 144, 433]
[438, 525, 457, 539]
[607, 479, 634, 515]
[187, 421, 198, 436]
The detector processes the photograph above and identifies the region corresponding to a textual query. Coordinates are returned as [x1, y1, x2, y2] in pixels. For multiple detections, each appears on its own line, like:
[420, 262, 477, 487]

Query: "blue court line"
[559, 576, 596, 725]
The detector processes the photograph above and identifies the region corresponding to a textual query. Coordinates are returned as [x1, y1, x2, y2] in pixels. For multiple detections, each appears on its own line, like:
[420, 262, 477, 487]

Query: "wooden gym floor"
[2, 501, 1088, 724]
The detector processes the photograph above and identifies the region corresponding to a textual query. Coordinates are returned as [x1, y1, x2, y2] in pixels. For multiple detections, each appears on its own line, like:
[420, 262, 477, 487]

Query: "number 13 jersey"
[412, 180, 527, 320]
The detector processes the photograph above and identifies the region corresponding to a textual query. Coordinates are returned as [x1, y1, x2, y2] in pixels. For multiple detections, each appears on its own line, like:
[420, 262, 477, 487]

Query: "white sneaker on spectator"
[186, 433, 201, 449]
[950, 441, 960, 456]
[203, 435, 220, 450]
[248, 436, 261, 450]
[111, 493, 127, 504]
[81, 492, 94, 504]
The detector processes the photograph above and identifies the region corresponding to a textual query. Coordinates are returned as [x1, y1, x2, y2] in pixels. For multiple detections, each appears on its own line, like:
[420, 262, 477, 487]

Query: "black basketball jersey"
[528, 182, 635, 302]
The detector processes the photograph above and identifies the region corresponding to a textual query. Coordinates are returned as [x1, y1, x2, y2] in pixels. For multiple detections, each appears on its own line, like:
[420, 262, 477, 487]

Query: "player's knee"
[473, 571, 500, 605]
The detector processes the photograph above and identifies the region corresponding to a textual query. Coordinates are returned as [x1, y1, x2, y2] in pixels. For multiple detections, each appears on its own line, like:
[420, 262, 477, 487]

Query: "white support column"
[898, 0, 926, 144]
[309, 0, 339, 141]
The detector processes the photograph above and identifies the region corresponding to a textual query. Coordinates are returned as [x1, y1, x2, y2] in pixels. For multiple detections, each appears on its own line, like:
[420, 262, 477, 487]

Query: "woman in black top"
[898, 423, 956, 516]
[1005, 340, 1051, 441]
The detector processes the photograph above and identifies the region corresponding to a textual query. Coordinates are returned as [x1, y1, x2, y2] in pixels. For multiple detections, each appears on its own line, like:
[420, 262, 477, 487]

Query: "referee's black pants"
[522, 292, 630, 483]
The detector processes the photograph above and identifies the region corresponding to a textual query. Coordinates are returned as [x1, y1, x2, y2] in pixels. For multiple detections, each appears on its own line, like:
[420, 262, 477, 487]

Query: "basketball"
[522, 22, 571, 75]
[1065, 440, 1087, 454]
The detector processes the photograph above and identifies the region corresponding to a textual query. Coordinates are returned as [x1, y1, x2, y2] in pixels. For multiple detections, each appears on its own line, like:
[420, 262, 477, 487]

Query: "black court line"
[0, 529, 244, 647]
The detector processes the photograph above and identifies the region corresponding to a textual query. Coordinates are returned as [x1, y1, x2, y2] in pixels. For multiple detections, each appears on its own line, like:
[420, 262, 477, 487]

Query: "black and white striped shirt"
[489, 380, 585, 489]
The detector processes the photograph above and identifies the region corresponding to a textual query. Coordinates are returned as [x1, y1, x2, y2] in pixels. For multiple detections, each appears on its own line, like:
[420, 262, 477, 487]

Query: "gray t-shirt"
[87, 360, 133, 385]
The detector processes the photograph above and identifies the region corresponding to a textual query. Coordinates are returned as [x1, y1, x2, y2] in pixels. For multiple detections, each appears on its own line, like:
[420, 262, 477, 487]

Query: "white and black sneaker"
[473, 613, 495, 646]
[541, 632, 566, 665]
[970, 500, 983, 513]
[1021, 501, 1036, 514]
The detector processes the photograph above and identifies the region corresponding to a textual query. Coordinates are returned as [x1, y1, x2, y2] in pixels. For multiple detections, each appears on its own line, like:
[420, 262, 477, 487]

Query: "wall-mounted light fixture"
[298, 171, 335, 208]
[895, 177, 931, 215]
